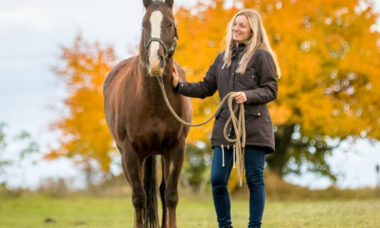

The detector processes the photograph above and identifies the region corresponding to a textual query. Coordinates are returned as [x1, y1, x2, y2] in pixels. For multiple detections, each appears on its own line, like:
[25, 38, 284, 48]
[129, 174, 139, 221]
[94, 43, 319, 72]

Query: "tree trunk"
[84, 161, 94, 190]
[266, 124, 295, 178]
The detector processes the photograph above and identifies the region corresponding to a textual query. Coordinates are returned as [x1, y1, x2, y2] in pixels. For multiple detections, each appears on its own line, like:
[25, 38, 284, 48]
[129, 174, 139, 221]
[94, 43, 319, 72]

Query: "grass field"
[1, 195, 379, 228]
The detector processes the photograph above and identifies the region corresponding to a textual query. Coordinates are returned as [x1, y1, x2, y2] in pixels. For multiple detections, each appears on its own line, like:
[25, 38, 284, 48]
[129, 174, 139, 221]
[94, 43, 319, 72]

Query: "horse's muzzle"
[148, 55, 165, 76]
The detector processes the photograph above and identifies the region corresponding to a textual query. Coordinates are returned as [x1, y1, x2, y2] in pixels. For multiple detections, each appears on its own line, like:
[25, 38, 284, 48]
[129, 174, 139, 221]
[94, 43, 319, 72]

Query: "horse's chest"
[127, 118, 181, 152]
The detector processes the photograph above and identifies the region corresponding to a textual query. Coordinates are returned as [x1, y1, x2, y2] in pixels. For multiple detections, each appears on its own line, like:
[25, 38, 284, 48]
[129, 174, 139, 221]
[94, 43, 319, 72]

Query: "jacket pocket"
[235, 69, 257, 90]
[244, 105, 262, 117]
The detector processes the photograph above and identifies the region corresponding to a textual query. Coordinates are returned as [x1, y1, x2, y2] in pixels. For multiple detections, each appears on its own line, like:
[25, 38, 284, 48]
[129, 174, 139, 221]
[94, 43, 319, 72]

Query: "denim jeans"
[211, 145, 266, 228]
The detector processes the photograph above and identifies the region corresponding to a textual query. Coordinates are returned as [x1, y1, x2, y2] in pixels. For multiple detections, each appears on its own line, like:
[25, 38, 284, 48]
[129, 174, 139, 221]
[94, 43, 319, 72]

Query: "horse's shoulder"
[103, 57, 137, 95]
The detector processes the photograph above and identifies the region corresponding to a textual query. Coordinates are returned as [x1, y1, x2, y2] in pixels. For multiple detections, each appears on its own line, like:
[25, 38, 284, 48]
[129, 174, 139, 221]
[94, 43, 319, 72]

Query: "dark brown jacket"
[175, 45, 278, 153]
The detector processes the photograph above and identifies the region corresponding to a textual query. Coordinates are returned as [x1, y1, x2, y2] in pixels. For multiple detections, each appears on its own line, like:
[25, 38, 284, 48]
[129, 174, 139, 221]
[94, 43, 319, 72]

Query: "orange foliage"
[48, 0, 380, 174]
[175, 0, 380, 141]
[46, 35, 117, 172]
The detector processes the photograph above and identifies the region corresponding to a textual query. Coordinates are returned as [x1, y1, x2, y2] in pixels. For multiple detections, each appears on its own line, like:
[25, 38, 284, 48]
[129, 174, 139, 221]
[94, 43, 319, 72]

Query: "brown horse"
[103, 0, 191, 227]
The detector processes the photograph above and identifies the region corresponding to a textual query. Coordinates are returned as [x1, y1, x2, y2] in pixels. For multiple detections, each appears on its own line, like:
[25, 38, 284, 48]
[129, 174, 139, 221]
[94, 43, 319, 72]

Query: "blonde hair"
[223, 9, 281, 78]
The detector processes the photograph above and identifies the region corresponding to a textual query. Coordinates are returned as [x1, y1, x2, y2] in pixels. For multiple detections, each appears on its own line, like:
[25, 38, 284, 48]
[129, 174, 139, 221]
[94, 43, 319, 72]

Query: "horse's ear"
[143, 0, 152, 8]
[165, 0, 174, 8]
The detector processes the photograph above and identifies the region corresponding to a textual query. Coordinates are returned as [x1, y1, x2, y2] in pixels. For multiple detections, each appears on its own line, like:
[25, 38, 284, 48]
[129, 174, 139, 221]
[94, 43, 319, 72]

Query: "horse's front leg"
[162, 144, 185, 228]
[122, 150, 145, 228]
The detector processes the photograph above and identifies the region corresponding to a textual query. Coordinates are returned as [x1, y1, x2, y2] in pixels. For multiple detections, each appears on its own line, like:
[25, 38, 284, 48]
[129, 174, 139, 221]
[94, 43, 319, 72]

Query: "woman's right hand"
[172, 64, 179, 88]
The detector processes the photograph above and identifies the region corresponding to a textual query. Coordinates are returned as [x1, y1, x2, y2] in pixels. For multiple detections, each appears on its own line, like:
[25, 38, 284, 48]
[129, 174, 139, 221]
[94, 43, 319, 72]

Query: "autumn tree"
[47, 36, 117, 183]
[175, 0, 380, 180]
[47, 0, 380, 187]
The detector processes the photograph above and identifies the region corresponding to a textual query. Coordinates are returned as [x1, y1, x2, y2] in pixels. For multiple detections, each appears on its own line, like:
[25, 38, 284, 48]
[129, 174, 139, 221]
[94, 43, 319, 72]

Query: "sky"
[0, 0, 380, 190]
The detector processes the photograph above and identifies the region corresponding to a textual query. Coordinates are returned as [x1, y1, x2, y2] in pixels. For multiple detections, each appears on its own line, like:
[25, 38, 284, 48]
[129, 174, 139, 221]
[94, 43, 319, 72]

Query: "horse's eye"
[168, 23, 173, 28]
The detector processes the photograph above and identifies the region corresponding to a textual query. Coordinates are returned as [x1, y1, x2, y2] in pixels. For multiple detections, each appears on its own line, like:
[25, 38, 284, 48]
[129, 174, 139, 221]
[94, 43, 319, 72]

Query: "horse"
[103, 0, 191, 227]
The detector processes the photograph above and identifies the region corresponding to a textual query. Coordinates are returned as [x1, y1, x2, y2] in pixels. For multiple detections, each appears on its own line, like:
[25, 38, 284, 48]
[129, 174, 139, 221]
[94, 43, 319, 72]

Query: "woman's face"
[232, 15, 252, 43]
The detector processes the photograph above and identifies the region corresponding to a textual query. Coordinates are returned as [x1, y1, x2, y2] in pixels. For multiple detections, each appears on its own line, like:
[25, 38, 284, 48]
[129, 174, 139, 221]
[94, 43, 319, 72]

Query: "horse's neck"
[138, 59, 174, 107]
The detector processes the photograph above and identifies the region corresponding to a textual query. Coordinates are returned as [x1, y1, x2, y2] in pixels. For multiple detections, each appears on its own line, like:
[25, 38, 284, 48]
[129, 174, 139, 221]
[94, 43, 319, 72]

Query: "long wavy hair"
[223, 9, 281, 78]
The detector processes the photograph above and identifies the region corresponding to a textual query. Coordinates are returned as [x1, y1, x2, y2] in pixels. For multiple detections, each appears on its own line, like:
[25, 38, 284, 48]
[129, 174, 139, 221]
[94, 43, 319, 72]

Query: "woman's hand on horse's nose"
[172, 65, 179, 88]
[232, 92, 247, 104]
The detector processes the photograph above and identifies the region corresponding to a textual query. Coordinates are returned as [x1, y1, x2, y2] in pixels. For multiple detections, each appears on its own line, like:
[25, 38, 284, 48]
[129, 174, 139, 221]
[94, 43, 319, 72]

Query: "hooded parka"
[175, 44, 278, 153]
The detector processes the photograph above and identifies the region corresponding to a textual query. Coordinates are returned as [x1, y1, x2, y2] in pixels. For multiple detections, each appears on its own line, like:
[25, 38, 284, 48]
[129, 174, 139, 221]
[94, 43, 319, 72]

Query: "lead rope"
[155, 76, 246, 186]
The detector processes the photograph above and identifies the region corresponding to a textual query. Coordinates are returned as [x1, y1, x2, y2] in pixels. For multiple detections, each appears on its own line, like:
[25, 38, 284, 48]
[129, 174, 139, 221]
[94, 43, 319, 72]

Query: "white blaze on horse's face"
[148, 10, 164, 76]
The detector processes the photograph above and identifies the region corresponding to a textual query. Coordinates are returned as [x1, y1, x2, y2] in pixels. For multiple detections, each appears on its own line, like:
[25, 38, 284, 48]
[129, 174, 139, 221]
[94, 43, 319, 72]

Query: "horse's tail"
[144, 156, 159, 228]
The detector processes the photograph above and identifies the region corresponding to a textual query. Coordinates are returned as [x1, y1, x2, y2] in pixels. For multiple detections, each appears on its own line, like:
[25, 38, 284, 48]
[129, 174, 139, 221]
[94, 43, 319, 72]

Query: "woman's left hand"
[232, 91, 247, 104]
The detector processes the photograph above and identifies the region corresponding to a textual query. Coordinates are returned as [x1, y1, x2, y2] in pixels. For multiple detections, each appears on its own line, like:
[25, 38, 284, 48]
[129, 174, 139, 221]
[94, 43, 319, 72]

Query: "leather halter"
[144, 26, 178, 60]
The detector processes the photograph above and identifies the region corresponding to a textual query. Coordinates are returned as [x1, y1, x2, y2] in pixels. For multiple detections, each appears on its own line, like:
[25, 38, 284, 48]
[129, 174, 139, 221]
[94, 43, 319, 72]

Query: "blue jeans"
[211, 145, 266, 228]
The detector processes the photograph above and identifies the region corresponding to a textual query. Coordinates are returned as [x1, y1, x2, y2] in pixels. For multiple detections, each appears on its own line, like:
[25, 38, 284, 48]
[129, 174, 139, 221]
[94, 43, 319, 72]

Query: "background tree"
[0, 123, 40, 191]
[175, 0, 380, 181]
[46, 36, 117, 185]
[47, 0, 380, 190]
[181, 143, 211, 192]
[0, 123, 11, 184]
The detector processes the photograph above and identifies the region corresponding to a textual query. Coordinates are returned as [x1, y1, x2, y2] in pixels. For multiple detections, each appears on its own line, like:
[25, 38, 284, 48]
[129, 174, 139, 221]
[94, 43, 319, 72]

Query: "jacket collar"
[232, 42, 247, 58]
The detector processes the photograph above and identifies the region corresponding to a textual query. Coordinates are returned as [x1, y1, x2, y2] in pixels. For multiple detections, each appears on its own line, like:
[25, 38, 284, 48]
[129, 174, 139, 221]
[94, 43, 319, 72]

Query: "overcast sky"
[0, 0, 380, 189]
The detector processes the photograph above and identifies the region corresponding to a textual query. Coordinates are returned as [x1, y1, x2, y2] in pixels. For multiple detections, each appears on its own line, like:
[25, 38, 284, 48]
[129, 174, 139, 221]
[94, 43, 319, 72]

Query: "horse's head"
[141, 0, 178, 77]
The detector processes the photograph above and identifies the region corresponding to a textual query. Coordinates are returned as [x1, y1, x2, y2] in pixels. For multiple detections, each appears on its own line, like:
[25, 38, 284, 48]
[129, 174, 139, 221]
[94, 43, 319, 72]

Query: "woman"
[172, 9, 281, 228]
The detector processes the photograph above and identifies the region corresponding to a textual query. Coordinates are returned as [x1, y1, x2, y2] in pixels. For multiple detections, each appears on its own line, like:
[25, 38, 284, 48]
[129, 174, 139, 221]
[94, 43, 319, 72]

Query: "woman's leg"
[244, 146, 266, 228]
[211, 146, 234, 228]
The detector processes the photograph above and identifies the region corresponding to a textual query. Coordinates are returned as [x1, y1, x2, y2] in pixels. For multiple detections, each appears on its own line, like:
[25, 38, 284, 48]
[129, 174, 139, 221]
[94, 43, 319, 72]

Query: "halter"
[144, 26, 178, 64]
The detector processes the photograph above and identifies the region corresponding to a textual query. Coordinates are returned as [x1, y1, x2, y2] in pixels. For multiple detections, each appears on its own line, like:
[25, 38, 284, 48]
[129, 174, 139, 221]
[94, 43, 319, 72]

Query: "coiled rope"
[155, 76, 246, 186]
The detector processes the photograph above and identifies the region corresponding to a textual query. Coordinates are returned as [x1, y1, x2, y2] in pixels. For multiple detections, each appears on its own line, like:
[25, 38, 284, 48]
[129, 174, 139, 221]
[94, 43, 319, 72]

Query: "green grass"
[0, 195, 379, 228]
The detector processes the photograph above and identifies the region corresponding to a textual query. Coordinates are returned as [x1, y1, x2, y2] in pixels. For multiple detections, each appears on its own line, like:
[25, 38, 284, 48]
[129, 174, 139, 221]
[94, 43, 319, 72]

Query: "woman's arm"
[243, 50, 278, 104]
[172, 54, 221, 99]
